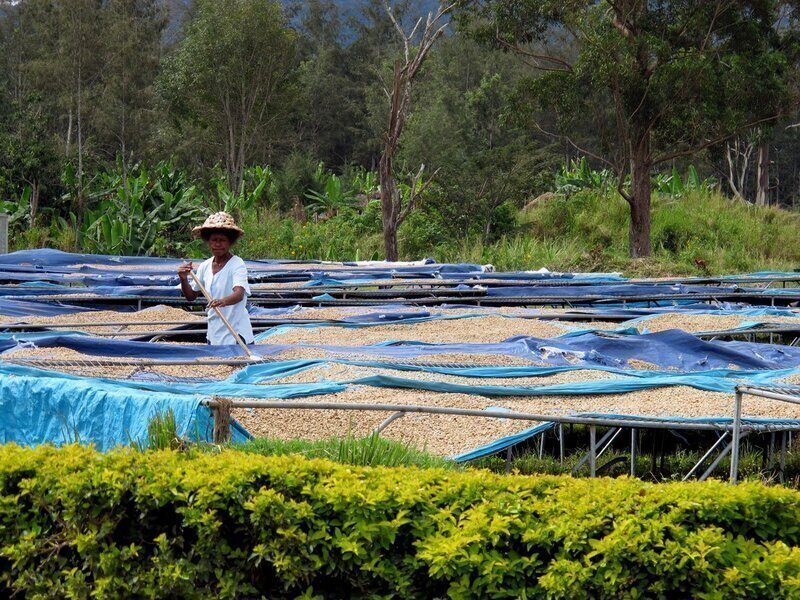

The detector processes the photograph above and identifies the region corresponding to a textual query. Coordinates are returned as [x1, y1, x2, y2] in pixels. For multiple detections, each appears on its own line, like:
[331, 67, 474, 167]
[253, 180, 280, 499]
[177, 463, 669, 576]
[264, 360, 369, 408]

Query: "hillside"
[231, 189, 800, 277]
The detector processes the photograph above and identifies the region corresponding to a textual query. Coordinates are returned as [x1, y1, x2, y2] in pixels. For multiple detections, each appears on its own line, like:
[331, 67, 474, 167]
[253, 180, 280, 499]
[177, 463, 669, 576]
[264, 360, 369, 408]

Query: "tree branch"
[493, 30, 572, 72]
[653, 114, 784, 164]
[532, 122, 617, 171]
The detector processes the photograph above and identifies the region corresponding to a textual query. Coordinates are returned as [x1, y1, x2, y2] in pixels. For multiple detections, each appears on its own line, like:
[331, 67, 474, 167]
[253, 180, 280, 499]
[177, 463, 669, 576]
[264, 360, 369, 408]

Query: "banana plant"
[75, 160, 205, 255]
[555, 157, 613, 195]
[304, 173, 357, 217]
[0, 186, 33, 228]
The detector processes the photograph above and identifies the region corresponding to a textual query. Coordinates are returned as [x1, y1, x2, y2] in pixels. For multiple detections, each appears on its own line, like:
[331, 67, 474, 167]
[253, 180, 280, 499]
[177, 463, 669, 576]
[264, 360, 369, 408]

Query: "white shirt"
[190, 255, 254, 345]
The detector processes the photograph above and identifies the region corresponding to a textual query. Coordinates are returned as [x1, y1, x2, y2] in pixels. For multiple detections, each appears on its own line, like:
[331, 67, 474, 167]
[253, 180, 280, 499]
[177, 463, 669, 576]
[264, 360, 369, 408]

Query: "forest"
[3, 0, 800, 274]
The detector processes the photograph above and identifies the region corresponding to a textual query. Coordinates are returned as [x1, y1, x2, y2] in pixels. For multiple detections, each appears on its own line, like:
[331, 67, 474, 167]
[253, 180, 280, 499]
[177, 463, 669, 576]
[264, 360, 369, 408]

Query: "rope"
[211, 396, 233, 444]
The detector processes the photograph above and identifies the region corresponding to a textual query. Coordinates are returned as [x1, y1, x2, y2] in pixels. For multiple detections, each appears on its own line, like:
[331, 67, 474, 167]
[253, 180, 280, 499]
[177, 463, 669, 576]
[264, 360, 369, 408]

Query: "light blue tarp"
[0, 367, 248, 451]
[0, 361, 346, 451]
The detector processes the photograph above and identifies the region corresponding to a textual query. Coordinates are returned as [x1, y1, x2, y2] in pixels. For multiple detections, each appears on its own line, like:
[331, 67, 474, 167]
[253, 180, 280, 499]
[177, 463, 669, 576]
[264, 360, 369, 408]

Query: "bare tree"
[725, 136, 756, 201]
[755, 143, 770, 206]
[379, 1, 454, 261]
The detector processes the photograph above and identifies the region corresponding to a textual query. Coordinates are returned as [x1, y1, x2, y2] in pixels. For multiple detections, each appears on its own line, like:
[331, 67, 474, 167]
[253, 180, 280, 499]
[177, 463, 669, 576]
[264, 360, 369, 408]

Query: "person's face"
[207, 233, 231, 257]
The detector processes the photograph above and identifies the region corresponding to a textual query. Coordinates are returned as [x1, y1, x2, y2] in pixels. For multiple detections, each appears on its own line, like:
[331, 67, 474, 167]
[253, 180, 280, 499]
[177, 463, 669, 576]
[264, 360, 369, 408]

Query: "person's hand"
[208, 298, 227, 309]
[178, 261, 193, 281]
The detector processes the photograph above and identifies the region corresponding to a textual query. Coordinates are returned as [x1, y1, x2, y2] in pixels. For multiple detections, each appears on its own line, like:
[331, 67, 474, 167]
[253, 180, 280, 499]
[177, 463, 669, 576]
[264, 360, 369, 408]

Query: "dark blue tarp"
[0, 298, 95, 317]
[0, 335, 284, 358]
[485, 283, 738, 298]
[509, 329, 800, 371]
[9, 328, 800, 371]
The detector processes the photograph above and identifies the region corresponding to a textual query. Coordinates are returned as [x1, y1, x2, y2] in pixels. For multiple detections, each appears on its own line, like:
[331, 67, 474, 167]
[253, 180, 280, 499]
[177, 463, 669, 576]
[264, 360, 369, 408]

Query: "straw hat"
[192, 212, 245, 237]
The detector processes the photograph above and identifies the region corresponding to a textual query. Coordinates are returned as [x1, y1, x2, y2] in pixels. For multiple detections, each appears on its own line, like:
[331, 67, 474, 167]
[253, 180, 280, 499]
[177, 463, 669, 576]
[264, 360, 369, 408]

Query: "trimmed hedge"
[2, 445, 800, 598]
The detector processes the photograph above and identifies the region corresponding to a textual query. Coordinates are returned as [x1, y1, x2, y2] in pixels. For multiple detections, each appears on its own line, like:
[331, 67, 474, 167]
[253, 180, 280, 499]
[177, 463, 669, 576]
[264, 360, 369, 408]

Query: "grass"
[475, 436, 800, 486]
[130, 409, 186, 452]
[235, 433, 457, 470]
[228, 189, 800, 276]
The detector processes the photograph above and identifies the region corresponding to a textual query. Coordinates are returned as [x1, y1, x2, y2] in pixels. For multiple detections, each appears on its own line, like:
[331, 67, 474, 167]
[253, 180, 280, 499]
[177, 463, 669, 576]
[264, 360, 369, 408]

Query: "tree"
[379, 0, 454, 261]
[159, 0, 297, 193]
[463, 1, 800, 257]
[4, 0, 105, 222]
[95, 0, 166, 172]
[398, 33, 559, 243]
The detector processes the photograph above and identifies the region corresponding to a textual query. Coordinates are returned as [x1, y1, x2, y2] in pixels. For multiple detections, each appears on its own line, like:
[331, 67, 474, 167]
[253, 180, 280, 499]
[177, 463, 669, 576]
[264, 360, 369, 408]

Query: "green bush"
[3, 445, 800, 598]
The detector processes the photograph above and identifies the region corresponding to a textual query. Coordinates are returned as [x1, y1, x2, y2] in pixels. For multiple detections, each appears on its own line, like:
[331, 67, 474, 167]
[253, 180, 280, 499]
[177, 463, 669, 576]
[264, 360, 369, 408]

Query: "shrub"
[3, 445, 800, 598]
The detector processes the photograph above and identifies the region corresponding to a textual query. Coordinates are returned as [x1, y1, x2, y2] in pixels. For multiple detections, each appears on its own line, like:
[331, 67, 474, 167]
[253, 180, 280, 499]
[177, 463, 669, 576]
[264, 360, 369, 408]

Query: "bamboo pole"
[189, 270, 253, 358]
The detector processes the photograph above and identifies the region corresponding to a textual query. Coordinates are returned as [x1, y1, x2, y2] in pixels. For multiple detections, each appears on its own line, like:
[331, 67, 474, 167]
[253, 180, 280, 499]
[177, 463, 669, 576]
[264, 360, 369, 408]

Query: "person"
[178, 212, 254, 345]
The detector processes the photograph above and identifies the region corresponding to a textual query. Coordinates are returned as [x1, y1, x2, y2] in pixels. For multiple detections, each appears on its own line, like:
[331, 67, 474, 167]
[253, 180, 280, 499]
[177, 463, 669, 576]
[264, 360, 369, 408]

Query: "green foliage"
[304, 170, 357, 217]
[554, 157, 613, 196]
[131, 409, 185, 452]
[158, 0, 297, 191]
[210, 164, 272, 216]
[463, 0, 800, 256]
[235, 203, 383, 262]
[74, 160, 205, 256]
[3, 445, 800, 597]
[238, 433, 454, 470]
[653, 165, 717, 198]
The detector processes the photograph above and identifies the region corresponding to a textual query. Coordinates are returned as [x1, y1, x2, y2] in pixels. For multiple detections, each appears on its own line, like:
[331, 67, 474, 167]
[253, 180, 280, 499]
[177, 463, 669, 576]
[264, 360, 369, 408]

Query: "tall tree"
[7, 0, 105, 221]
[399, 34, 558, 242]
[96, 0, 166, 172]
[463, 0, 800, 257]
[379, 0, 454, 261]
[159, 0, 297, 193]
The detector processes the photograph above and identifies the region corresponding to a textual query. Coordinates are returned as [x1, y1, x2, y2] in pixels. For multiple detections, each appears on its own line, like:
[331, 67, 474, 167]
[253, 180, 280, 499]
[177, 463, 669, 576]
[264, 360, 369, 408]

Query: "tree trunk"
[30, 181, 39, 225]
[756, 143, 769, 206]
[629, 137, 652, 258]
[76, 59, 84, 228]
[379, 151, 399, 261]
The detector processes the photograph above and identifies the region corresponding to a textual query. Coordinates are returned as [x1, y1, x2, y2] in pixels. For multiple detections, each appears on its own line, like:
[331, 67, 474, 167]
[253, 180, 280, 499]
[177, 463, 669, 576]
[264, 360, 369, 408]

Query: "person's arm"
[208, 286, 245, 308]
[178, 261, 199, 302]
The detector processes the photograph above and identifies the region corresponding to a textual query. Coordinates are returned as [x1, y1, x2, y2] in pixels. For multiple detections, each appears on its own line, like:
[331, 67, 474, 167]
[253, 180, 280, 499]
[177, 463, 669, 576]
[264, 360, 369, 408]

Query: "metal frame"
[731, 384, 800, 483]
[202, 396, 800, 478]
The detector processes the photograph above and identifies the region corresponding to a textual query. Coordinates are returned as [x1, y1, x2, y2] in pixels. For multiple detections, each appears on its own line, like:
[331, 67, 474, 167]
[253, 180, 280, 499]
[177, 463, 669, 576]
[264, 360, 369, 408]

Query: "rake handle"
[189, 269, 254, 358]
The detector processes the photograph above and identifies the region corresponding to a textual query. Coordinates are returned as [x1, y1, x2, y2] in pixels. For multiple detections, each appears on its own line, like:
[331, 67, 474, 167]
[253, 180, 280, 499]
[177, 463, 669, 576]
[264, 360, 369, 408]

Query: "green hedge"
[3, 445, 800, 598]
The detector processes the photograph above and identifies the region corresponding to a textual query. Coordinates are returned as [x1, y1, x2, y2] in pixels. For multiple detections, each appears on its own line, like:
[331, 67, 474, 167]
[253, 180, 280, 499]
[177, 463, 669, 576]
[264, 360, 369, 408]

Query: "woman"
[178, 212, 254, 345]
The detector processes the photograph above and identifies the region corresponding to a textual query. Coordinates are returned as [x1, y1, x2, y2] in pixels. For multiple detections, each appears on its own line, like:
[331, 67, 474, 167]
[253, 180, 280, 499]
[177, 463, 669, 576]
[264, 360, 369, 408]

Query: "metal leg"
[630, 428, 637, 477]
[572, 427, 618, 475]
[730, 391, 743, 484]
[768, 432, 776, 470]
[780, 431, 788, 484]
[683, 432, 729, 481]
[505, 445, 513, 474]
[558, 424, 565, 465]
[373, 411, 405, 435]
[539, 429, 545, 459]
[701, 435, 747, 482]
[589, 426, 597, 478]
[597, 427, 623, 459]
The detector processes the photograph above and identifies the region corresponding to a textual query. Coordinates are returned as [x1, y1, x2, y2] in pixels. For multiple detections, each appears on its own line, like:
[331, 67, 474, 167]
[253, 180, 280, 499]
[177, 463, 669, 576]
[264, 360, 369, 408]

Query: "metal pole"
[373, 411, 405, 435]
[768, 432, 776, 470]
[559, 424, 565, 466]
[572, 428, 619, 474]
[597, 427, 623, 459]
[730, 391, 743, 484]
[538, 429, 545, 459]
[682, 432, 729, 481]
[201, 400, 736, 432]
[589, 426, 597, 478]
[630, 428, 637, 477]
[780, 431, 788, 484]
[699, 436, 744, 481]
[505, 446, 513, 474]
